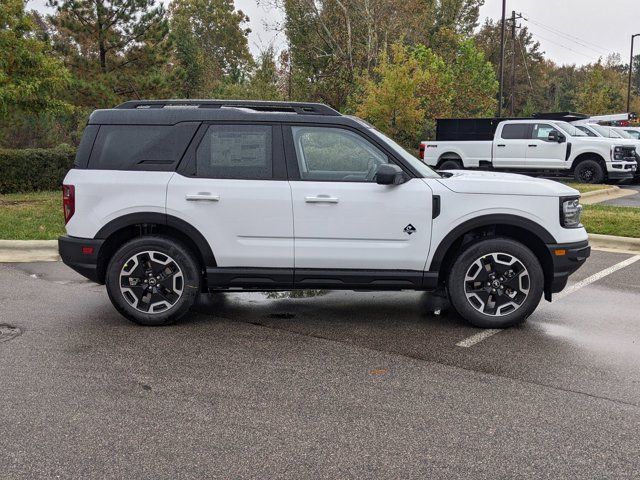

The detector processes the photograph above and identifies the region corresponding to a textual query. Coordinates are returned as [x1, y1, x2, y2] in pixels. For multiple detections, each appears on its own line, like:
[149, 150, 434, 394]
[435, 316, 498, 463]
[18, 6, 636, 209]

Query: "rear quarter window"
[88, 123, 199, 170]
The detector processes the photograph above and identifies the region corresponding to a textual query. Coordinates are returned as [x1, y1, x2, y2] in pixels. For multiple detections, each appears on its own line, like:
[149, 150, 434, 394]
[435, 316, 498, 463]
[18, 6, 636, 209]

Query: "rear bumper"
[544, 240, 591, 300]
[58, 236, 104, 284]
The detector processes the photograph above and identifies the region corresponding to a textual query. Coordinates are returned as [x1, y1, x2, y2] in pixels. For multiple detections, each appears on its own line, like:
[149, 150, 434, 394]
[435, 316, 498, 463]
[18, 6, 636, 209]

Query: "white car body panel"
[64, 169, 173, 238]
[289, 178, 433, 270]
[166, 174, 294, 268]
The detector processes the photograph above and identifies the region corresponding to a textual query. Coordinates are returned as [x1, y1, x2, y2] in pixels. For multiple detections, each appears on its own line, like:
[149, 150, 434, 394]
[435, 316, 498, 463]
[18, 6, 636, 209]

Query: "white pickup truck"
[420, 119, 638, 183]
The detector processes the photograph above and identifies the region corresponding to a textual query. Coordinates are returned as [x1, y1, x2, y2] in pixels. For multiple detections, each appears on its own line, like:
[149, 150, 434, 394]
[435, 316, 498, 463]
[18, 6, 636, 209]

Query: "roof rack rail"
[114, 99, 341, 116]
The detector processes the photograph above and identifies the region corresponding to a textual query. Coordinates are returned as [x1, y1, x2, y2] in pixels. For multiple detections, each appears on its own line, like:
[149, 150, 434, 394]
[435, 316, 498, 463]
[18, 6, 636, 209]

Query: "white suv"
[59, 100, 590, 328]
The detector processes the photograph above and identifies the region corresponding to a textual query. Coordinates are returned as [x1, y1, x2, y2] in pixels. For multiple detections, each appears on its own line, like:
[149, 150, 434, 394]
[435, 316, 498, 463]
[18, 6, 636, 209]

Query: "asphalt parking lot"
[1, 250, 639, 479]
[603, 184, 640, 207]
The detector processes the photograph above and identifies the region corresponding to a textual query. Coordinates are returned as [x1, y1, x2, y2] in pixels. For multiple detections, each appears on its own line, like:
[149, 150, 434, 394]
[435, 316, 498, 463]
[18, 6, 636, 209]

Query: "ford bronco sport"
[59, 100, 590, 328]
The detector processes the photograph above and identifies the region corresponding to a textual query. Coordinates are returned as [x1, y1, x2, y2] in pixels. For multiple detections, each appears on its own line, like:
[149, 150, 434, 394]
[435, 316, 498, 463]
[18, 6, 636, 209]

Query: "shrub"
[0, 145, 75, 194]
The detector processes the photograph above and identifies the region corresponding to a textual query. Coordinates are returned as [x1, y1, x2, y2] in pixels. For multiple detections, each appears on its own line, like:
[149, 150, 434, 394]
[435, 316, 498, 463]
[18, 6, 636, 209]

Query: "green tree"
[0, 0, 69, 119]
[449, 38, 497, 117]
[353, 42, 453, 147]
[48, 0, 170, 106]
[169, 0, 253, 97]
[574, 60, 625, 115]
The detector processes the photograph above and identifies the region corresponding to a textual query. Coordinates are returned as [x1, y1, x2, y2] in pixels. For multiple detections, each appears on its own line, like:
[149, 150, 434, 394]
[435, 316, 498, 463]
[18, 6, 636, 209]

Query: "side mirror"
[375, 164, 406, 185]
[548, 131, 565, 143]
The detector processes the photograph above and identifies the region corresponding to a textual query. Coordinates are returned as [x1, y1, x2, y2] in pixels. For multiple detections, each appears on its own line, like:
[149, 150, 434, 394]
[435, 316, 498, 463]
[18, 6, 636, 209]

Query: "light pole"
[627, 33, 640, 113]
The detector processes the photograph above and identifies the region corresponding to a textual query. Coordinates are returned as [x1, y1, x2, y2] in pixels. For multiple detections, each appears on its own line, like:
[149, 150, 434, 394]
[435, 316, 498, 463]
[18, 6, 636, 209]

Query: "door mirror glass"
[375, 164, 405, 185]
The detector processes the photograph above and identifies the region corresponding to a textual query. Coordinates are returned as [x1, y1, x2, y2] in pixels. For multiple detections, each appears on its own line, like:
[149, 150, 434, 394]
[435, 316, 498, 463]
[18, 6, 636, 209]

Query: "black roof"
[89, 99, 345, 125]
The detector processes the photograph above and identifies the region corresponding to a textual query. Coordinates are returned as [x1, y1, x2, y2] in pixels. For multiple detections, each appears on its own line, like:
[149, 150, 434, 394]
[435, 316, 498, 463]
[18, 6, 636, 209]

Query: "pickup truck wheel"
[447, 238, 543, 329]
[574, 159, 604, 184]
[105, 236, 200, 326]
[439, 159, 463, 170]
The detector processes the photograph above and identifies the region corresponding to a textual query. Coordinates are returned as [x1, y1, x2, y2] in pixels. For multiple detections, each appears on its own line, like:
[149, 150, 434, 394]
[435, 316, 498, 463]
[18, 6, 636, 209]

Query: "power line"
[529, 31, 598, 60]
[521, 16, 612, 57]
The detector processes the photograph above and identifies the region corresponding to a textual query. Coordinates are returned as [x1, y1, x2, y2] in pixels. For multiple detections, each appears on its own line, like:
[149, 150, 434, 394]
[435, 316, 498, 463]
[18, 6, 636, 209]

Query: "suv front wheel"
[105, 236, 200, 326]
[447, 238, 544, 328]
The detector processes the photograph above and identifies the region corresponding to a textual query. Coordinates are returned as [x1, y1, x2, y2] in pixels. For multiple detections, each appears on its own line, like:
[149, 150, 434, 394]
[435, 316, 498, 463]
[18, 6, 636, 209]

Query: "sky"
[28, 0, 640, 66]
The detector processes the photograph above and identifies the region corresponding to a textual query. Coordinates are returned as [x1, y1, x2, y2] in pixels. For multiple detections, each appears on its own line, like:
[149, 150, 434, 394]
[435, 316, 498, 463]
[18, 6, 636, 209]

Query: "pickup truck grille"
[620, 146, 637, 159]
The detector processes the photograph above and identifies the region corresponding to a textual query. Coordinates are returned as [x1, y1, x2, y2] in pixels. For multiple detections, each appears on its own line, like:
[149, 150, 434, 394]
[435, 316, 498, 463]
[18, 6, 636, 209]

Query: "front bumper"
[544, 240, 591, 301]
[608, 161, 637, 180]
[58, 235, 105, 284]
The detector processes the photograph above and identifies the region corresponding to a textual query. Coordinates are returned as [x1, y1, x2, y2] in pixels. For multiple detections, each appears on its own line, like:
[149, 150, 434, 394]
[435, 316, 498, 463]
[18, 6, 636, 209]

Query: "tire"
[574, 159, 605, 184]
[439, 159, 463, 170]
[447, 238, 544, 329]
[105, 235, 201, 326]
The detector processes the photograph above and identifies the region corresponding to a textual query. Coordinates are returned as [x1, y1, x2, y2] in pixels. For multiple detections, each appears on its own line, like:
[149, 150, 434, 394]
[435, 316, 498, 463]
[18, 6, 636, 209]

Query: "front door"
[524, 123, 568, 169]
[285, 125, 433, 274]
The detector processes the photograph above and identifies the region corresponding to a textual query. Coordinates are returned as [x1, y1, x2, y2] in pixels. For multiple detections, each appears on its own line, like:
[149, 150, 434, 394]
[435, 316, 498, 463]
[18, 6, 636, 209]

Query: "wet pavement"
[0, 250, 639, 479]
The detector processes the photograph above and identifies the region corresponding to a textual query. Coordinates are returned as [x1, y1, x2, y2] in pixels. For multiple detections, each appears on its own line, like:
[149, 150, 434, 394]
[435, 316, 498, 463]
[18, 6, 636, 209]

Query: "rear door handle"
[528, 144, 537, 147]
[186, 193, 220, 202]
[305, 195, 339, 204]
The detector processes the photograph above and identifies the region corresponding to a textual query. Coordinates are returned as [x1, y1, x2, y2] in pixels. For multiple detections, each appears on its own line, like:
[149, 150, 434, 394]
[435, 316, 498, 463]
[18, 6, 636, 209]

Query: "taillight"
[62, 184, 75, 224]
[419, 143, 425, 159]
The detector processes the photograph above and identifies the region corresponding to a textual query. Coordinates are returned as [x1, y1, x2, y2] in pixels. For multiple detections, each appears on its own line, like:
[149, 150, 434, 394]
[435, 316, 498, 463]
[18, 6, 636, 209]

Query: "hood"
[577, 136, 637, 147]
[435, 170, 579, 197]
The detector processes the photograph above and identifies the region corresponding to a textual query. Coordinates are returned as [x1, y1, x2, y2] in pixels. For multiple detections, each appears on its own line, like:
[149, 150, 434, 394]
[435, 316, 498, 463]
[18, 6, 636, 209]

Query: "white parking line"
[456, 254, 640, 348]
[552, 255, 640, 301]
[456, 329, 502, 347]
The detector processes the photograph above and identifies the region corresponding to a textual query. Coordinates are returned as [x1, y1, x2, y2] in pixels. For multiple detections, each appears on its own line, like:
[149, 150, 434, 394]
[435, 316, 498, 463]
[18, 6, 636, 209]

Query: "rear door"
[524, 123, 568, 169]
[284, 125, 433, 277]
[167, 123, 294, 271]
[492, 123, 531, 168]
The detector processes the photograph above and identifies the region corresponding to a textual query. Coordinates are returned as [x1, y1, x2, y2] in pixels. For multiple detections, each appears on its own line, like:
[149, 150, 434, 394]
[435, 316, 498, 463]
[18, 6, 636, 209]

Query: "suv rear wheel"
[447, 238, 543, 328]
[105, 236, 200, 326]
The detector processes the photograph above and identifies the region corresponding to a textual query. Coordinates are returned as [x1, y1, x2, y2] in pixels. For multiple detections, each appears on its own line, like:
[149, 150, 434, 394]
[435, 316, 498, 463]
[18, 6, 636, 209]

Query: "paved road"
[602, 184, 640, 207]
[1, 251, 639, 479]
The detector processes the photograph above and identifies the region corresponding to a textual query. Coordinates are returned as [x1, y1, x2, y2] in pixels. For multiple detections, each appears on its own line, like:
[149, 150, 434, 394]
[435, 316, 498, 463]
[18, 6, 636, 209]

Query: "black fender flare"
[428, 214, 557, 271]
[95, 212, 216, 266]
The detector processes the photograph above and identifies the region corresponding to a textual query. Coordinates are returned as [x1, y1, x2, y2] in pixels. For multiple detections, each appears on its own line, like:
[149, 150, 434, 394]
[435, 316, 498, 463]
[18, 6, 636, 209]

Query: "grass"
[0, 191, 65, 240]
[581, 204, 640, 238]
[560, 182, 611, 194]
[1, 190, 639, 241]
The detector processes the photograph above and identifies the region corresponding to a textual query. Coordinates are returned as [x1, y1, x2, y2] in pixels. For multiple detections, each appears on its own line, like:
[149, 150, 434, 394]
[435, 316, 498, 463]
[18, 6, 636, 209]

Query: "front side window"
[501, 124, 530, 140]
[196, 124, 273, 179]
[291, 126, 389, 182]
[531, 123, 559, 141]
[625, 129, 640, 139]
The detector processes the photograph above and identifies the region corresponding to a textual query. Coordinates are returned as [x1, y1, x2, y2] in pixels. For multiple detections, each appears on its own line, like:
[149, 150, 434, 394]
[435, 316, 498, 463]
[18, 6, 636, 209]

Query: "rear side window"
[501, 124, 530, 139]
[195, 124, 273, 179]
[88, 123, 198, 170]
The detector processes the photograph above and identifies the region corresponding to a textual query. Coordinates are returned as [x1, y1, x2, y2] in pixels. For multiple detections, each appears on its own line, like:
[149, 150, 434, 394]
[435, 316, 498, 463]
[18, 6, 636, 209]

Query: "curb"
[1, 234, 640, 263]
[0, 240, 59, 263]
[580, 186, 637, 205]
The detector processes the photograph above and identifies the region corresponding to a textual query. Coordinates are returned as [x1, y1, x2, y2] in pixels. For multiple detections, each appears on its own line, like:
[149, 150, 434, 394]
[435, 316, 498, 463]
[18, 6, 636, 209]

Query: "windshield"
[589, 124, 622, 138]
[554, 121, 588, 137]
[368, 128, 441, 178]
[575, 125, 597, 137]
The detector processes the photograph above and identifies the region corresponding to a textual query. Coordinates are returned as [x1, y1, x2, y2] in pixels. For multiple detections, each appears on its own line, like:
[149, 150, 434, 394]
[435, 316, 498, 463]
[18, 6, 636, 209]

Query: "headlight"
[612, 146, 624, 161]
[560, 197, 583, 228]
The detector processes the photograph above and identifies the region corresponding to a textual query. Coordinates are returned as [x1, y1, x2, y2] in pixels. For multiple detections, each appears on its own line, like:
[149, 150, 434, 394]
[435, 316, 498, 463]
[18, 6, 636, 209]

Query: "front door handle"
[497, 144, 506, 147]
[305, 195, 339, 204]
[186, 193, 220, 202]
[528, 144, 537, 147]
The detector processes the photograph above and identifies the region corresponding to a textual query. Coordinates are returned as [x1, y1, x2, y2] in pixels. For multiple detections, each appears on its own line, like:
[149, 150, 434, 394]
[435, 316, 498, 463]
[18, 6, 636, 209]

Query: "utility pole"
[497, 0, 506, 118]
[627, 34, 640, 113]
[510, 10, 516, 116]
